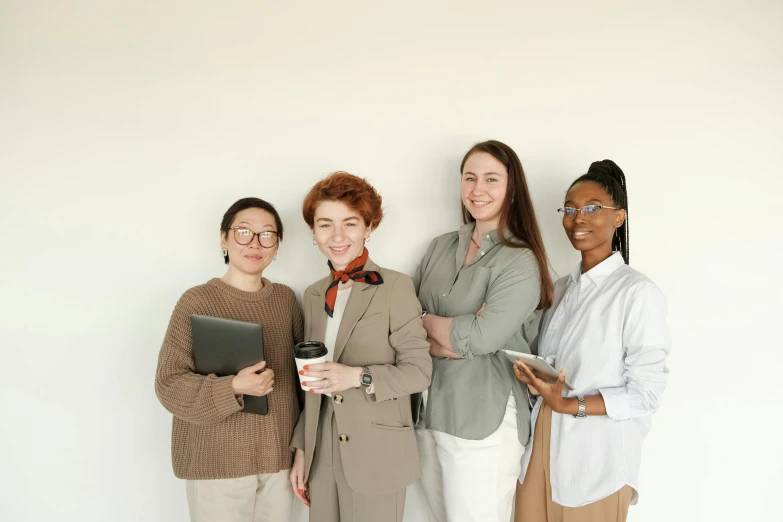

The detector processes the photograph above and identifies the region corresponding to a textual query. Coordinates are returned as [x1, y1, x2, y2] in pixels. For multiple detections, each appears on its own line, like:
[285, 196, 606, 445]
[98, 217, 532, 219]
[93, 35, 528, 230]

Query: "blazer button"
[339, 434, 349, 444]
[334, 394, 343, 404]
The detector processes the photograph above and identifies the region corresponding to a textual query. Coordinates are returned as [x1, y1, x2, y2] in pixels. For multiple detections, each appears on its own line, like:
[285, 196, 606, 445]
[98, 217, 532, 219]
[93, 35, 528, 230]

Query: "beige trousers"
[515, 403, 633, 522]
[186, 469, 293, 522]
[309, 399, 406, 522]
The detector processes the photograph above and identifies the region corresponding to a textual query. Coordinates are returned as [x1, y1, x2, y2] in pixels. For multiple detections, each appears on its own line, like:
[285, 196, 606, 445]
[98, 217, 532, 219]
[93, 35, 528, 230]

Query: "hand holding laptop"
[232, 360, 275, 397]
[190, 314, 270, 415]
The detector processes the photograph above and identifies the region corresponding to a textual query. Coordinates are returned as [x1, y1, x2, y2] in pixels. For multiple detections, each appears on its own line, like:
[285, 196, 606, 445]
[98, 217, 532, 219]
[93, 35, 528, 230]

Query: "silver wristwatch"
[360, 367, 373, 388]
[574, 395, 586, 419]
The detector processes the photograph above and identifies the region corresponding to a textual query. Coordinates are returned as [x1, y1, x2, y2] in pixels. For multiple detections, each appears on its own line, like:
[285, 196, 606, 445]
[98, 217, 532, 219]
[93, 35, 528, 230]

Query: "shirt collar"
[568, 252, 625, 287]
[458, 222, 507, 246]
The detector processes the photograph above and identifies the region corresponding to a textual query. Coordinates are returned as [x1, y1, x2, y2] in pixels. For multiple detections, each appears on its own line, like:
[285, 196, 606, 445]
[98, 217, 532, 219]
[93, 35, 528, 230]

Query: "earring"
[274, 252, 278, 260]
[222, 248, 228, 257]
[312, 239, 317, 245]
[365, 236, 371, 243]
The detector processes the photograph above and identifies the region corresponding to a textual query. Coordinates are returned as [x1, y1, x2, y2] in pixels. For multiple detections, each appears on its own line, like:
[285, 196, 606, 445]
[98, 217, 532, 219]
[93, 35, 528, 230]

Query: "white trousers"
[413, 394, 525, 522]
[186, 469, 293, 522]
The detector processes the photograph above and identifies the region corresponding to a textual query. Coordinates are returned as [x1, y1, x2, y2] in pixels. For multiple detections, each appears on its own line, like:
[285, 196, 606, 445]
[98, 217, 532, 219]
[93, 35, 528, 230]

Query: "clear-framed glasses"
[557, 205, 620, 221]
[230, 227, 279, 248]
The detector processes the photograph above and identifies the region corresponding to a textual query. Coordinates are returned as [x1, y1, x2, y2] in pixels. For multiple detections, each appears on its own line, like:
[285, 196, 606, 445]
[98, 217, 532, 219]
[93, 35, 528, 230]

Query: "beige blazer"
[290, 259, 432, 495]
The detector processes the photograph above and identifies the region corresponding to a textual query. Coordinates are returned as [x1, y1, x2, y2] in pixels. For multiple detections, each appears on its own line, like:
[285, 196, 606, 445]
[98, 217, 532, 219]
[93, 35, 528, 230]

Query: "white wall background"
[1, 1, 781, 520]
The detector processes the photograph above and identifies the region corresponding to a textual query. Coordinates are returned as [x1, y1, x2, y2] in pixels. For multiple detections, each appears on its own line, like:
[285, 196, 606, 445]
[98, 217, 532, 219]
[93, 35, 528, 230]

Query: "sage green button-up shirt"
[413, 222, 542, 444]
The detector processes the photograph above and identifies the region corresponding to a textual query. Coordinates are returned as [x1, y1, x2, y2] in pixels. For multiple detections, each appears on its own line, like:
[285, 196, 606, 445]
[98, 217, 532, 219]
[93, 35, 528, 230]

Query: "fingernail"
[302, 382, 307, 386]
[299, 489, 303, 494]
[299, 370, 304, 375]
[309, 389, 314, 393]
[304, 365, 309, 370]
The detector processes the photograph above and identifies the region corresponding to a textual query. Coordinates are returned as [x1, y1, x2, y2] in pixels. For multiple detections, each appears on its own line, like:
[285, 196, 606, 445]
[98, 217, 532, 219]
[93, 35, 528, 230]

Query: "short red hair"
[302, 171, 384, 229]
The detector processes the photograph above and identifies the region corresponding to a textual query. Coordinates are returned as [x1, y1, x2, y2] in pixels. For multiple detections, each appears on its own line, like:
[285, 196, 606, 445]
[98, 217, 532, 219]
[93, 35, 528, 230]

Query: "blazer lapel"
[332, 259, 381, 363]
[308, 276, 331, 343]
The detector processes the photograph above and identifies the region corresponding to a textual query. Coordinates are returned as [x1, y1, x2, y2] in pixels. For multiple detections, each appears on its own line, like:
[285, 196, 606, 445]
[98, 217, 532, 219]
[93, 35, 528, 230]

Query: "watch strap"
[574, 395, 586, 418]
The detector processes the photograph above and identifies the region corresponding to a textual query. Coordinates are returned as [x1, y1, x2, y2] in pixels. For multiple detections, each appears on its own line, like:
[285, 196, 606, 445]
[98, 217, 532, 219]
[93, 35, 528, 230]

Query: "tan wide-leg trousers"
[309, 399, 406, 522]
[186, 468, 293, 522]
[515, 403, 633, 522]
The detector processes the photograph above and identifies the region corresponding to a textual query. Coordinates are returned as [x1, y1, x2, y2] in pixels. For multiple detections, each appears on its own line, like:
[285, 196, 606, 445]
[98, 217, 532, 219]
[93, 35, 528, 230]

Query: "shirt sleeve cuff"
[599, 386, 633, 421]
[449, 314, 474, 360]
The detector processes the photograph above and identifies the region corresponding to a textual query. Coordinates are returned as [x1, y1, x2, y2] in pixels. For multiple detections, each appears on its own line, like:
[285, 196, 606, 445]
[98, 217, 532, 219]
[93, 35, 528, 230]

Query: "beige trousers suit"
[290, 260, 433, 522]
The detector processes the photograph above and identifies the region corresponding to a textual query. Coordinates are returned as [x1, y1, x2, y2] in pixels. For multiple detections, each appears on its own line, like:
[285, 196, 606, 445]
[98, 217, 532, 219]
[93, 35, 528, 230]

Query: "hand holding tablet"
[503, 349, 574, 391]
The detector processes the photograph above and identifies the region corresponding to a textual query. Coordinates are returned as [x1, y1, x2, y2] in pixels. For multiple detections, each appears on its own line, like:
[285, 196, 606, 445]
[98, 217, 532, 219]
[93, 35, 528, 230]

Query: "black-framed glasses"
[230, 227, 279, 248]
[557, 205, 620, 221]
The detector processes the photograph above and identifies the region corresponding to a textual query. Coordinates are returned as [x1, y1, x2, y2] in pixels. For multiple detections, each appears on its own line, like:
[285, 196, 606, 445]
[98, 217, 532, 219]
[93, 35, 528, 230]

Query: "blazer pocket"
[372, 422, 412, 432]
[355, 313, 381, 329]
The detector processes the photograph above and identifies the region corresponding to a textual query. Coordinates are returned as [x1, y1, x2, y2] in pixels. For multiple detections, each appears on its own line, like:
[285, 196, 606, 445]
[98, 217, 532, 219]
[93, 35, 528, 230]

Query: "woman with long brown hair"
[413, 140, 553, 522]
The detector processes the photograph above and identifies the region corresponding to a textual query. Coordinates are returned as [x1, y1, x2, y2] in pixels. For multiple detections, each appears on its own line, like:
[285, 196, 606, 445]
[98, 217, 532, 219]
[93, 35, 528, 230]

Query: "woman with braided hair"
[513, 160, 671, 521]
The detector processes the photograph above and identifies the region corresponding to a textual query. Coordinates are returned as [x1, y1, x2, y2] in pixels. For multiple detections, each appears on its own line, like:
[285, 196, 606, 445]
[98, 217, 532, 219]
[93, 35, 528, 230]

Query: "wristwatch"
[574, 395, 586, 419]
[360, 367, 373, 388]
[421, 309, 428, 318]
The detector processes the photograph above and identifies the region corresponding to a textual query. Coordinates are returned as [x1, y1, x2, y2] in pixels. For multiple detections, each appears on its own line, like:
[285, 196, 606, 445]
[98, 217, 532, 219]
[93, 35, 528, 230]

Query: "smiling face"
[220, 208, 279, 277]
[460, 151, 508, 226]
[312, 200, 371, 271]
[562, 180, 626, 258]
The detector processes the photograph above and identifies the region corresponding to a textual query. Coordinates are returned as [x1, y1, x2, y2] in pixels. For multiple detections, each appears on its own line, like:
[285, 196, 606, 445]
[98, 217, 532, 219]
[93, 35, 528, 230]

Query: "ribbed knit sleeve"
[292, 294, 304, 345]
[156, 279, 303, 479]
[155, 290, 243, 425]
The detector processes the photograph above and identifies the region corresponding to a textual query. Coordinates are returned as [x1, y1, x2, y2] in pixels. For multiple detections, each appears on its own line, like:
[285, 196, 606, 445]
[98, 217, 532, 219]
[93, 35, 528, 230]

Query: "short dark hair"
[220, 197, 284, 264]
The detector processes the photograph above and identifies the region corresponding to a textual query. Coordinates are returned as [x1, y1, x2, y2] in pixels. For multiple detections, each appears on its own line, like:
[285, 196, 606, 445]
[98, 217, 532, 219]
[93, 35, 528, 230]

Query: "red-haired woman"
[413, 140, 554, 522]
[289, 172, 432, 522]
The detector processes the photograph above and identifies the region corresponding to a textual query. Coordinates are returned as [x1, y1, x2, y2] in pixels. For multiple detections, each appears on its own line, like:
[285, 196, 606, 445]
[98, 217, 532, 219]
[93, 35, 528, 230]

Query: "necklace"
[470, 233, 480, 248]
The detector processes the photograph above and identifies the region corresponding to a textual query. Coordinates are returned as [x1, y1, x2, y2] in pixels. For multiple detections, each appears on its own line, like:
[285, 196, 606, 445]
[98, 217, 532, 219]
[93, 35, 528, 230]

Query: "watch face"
[361, 373, 373, 386]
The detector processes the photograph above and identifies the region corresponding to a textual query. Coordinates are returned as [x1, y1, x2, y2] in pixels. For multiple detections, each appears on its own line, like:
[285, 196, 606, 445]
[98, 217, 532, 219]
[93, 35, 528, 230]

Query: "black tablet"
[190, 315, 268, 415]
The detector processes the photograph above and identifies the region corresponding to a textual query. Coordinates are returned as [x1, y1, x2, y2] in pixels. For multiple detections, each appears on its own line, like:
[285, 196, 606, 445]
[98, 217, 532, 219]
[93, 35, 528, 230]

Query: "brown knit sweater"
[155, 277, 303, 480]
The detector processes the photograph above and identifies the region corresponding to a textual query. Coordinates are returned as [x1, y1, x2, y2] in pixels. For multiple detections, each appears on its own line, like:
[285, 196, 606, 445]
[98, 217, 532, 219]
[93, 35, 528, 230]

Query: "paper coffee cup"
[294, 341, 329, 391]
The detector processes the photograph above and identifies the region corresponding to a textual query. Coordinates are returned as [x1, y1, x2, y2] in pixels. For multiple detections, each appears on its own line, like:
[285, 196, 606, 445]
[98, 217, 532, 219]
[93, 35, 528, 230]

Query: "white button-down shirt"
[519, 252, 671, 507]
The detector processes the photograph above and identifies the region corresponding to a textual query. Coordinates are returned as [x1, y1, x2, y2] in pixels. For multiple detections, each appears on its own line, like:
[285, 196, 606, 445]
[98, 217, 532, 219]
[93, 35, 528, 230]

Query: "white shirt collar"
[569, 252, 625, 287]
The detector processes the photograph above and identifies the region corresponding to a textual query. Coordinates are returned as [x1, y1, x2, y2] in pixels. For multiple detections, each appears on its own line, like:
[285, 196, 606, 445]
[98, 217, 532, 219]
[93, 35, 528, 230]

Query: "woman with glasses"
[289, 171, 432, 522]
[412, 140, 553, 522]
[155, 197, 303, 522]
[514, 160, 671, 522]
